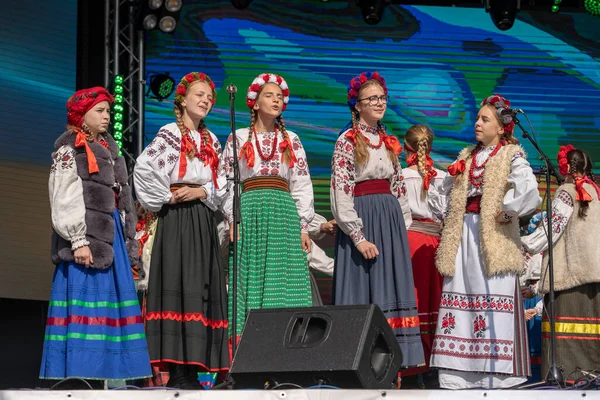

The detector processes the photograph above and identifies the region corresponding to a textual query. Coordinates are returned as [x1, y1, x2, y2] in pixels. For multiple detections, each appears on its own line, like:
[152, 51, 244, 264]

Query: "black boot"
[166, 364, 188, 389]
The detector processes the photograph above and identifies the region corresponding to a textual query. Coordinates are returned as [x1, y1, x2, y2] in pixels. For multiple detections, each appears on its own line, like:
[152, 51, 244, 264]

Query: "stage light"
[140, 0, 182, 33]
[142, 14, 158, 30]
[231, 0, 253, 10]
[159, 16, 177, 33]
[484, 0, 520, 31]
[148, 0, 163, 10]
[585, 0, 600, 15]
[112, 75, 125, 155]
[148, 73, 176, 100]
[552, 0, 561, 12]
[357, 0, 387, 25]
[165, 0, 182, 12]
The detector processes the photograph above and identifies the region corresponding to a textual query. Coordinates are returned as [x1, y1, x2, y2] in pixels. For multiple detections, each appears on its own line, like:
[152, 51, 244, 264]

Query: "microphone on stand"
[500, 108, 524, 116]
[227, 83, 238, 95]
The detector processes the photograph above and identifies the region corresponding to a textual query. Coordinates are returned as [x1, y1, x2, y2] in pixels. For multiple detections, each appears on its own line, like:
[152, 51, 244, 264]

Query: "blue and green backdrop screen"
[0, 0, 77, 300]
[146, 1, 600, 221]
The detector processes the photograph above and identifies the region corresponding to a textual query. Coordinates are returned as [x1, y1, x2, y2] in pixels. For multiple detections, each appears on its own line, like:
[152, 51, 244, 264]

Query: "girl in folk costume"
[400, 124, 447, 380]
[522, 147, 600, 381]
[40, 87, 151, 385]
[429, 94, 540, 389]
[222, 73, 314, 344]
[134, 72, 228, 389]
[331, 71, 425, 369]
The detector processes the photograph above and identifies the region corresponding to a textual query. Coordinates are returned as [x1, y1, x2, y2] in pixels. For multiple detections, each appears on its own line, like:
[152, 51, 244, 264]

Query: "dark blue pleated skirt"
[333, 193, 424, 368]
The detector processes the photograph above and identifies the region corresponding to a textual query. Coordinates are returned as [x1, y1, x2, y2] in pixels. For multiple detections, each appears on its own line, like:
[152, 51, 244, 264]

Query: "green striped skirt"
[228, 188, 312, 340]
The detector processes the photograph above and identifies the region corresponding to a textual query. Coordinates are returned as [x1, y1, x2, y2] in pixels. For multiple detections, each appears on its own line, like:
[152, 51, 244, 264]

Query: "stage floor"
[0, 389, 598, 400]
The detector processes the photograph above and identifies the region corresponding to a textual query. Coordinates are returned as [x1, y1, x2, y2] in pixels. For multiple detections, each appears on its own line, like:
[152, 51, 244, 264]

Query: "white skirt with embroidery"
[430, 214, 528, 389]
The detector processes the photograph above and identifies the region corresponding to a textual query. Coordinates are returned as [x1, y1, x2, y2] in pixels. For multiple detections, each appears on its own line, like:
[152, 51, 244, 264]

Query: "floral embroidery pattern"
[441, 312, 456, 335]
[350, 230, 365, 245]
[440, 293, 514, 313]
[157, 159, 165, 169]
[52, 149, 76, 173]
[331, 138, 356, 195]
[167, 153, 178, 164]
[293, 136, 309, 176]
[432, 336, 513, 361]
[156, 129, 181, 151]
[391, 162, 407, 198]
[473, 315, 487, 338]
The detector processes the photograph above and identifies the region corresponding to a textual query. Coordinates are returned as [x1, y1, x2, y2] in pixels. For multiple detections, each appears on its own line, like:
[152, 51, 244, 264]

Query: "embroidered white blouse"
[521, 189, 574, 254]
[221, 127, 314, 233]
[49, 145, 89, 250]
[402, 167, 448, 222]
[330, 126, 412, 246]
[134, 122, 227, 212]
[428, 145, 540, 222]
[306, 213, 334, 277]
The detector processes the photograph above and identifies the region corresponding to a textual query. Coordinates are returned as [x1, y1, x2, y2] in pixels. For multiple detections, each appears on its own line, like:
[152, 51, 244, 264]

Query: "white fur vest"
[51, 130, 139, 269]
[539, 183, 600, 293]
[436, 144, 525, 277]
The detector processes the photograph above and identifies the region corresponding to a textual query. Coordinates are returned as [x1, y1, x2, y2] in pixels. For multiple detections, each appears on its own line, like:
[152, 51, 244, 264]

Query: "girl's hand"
[356, 240, 379, 260]
[74, 245, 94, 267]
[301, 233, 312, 253]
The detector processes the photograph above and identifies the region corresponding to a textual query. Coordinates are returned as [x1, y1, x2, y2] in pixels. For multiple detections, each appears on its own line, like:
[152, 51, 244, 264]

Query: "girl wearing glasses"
[330, 72, 424, 371]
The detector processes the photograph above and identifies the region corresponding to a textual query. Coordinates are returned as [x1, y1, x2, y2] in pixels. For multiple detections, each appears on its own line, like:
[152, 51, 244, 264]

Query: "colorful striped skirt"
[229, 187, 312, 341]
[542, 282, 600, 381]
[39, 210, 151, 381]
[332, 192, 425, 369]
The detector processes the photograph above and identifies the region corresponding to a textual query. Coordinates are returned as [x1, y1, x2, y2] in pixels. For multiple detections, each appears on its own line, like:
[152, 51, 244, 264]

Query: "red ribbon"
[279, 137, 297, 168]
[574, 176, 600, 202]
[344, 129, 357, 144]
[383, 135, 402, 155]
[203, 135, 220, 189]
[239, 141, 255, 168]
[447, 159, 466, 176]
[406, 152, 437, 190]
[74, 131, 99, 174]
[178, 134, 196, 179]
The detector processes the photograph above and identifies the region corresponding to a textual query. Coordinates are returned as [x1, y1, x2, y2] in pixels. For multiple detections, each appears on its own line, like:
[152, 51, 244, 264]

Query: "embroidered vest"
[51, 130, 138, 269]
[436, 144, 526, 277]
[539, 183, 600, 293]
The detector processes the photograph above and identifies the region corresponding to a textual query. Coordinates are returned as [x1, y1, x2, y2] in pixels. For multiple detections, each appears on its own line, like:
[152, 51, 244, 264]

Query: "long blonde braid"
[276, 115, 291, 165]
[405, 124, 434, 198]
[174, 103, 195, 158]
[351, 110, 370, 166]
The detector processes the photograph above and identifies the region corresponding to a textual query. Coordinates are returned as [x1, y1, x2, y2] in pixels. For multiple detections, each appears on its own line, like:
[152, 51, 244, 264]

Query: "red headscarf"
[66, 87, 114, 174]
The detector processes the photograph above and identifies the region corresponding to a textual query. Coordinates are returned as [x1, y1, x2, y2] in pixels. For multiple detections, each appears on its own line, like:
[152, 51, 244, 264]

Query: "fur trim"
[436, 144, 526, 277]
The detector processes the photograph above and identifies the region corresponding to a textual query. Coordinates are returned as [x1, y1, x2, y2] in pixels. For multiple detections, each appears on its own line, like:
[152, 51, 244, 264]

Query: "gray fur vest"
[51, 130, 139, 269]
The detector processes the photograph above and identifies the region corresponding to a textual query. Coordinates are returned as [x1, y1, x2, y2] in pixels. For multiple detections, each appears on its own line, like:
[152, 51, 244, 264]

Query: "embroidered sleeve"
[502, 154, 541, 217]
[330, 136, 365, 246]
[222, 133, 238, 224]
[289, 135, 314, 233]
[49, 145, 89, 250]
[200, 134, 228, 212]
[391, 161, 412, 229]
[133, 129, 178, 212]
[307, 213, 328, 241]
[521, 189, 574, 254]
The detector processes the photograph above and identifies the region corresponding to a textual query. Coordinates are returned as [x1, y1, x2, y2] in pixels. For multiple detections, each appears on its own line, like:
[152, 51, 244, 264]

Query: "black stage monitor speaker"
[229, 304, 402, 389]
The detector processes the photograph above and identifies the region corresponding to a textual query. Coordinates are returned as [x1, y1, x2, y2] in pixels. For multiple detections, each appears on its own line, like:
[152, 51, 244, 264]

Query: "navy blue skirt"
[333, 193, 424, 368]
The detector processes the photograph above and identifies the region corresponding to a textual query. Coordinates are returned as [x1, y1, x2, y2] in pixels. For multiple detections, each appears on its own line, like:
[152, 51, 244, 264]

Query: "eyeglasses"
[357, 95, 389, 106]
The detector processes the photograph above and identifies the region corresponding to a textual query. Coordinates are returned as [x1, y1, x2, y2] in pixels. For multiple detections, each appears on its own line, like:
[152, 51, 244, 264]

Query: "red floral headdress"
[174, 72, 217, 105]
[246, 73, 290, 110]
[556, 144, 575, 176]
[480, 94, 515, 135]
[347, 71, 387, 109]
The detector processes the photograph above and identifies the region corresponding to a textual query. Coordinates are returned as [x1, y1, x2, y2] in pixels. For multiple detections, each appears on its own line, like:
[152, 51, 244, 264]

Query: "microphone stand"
[514, 113, 564, 388]
[226, 84, 241, 361]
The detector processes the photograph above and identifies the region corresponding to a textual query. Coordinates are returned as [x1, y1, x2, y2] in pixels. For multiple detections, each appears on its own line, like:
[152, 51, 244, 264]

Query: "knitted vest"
[436, 144, 525, 277]
[51, 130, 138, 269]
[539, 183, 600, 293]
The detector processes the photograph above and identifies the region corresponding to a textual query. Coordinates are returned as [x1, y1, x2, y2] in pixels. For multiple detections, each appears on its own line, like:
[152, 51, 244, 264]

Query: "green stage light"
[585, 0, 600, 15]
[114, 75, 124, 85]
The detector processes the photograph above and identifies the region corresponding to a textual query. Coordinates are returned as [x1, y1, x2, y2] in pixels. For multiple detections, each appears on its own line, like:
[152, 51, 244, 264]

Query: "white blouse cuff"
[71, 237, 90, 251]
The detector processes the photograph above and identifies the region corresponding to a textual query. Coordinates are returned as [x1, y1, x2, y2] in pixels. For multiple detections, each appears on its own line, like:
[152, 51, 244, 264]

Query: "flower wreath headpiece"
[480, 94, 515, 135]
[347, 71, 387, 109]
[174, 72, 216, 105]
[556, 144, 576, 176]
[246, 73, 290, 110]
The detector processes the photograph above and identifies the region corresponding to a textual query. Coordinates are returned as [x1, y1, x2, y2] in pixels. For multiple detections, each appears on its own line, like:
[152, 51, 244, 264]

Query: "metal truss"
[104, 0, 146, 174]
